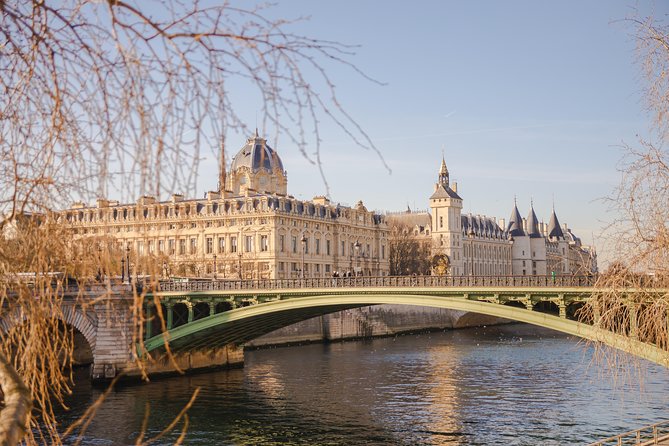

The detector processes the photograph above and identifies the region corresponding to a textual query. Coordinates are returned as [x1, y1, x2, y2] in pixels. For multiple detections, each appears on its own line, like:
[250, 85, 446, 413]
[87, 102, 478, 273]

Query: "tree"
[0, 1, 379, 443]
[584, 16, 669, 366]
[388, 223, 431, 276]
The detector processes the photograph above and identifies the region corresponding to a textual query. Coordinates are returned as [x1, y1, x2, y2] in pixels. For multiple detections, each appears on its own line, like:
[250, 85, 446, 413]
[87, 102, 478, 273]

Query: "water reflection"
[58, 325, 669, 445]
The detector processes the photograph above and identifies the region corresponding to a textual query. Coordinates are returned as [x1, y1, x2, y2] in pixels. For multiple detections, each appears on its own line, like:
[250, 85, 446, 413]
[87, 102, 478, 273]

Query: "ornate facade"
[59, 132, 390, 279]
[388, 156, 597, 276]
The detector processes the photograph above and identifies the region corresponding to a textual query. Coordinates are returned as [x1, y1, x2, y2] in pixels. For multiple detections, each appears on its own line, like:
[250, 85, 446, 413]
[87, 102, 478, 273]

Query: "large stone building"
[59, 132, 390, 279]
[388, 156, 597, 276]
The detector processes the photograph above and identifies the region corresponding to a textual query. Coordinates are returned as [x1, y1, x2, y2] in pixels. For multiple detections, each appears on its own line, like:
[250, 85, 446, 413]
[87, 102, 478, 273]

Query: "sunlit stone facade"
[59, 132, 389, 279]
[391, 156, 597, 277]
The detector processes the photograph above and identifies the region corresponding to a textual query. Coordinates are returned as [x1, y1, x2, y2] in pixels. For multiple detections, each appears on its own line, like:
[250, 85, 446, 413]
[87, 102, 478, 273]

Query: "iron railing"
[157, 274, 597, 293]
[589, 419, 669, 445]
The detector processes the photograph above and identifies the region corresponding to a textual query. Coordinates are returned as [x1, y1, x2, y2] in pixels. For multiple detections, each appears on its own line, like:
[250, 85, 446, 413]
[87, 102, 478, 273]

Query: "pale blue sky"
[197, 1, 666, 256]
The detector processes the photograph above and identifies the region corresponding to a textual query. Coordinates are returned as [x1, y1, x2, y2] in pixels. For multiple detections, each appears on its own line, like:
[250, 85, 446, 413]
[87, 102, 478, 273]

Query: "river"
[58, 324, 669, 445]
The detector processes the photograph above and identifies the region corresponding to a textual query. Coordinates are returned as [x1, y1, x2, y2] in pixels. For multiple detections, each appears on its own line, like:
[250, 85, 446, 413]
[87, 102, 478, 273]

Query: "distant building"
[387, 156, 597, 276]
[58, 131, 390, 279]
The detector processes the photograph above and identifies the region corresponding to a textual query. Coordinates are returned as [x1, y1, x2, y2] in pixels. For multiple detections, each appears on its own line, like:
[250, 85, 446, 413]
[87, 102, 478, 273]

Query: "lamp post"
[300, 234, 307, 279]
[125, 246, 131, 284]
[213, 254, 217, 280]
[354, 240, 361, 276]
[121, 256, 126, 283]
[238, 252, 242, 279]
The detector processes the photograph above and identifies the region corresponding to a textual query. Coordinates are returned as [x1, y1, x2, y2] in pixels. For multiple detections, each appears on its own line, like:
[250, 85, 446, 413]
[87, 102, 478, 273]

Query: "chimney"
[452, 181, 458, 193]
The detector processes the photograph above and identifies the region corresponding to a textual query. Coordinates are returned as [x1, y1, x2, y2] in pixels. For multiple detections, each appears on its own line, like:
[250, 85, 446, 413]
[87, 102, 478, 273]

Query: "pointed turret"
[506, 201, 525, 237]
[439, 156, 449, 187]
[547, 208, 564, 239]
[526, 205, 541, 238]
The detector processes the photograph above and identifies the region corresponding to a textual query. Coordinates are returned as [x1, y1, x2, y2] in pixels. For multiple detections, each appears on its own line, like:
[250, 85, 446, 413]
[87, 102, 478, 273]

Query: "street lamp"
[238, 252, 242, 280]
[125, 246, 131, 284]
[354, 241, 361, 276]
[213, 254, 217, 280]
[300, 235, 307, 279]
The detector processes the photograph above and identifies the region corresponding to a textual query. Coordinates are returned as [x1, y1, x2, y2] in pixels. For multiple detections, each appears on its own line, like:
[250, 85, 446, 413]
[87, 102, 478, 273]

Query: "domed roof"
[230, 130, 284, 173]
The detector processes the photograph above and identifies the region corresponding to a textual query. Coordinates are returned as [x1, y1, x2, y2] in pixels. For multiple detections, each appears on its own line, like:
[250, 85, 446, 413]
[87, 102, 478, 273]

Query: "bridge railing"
[588, 419, 669, 445]
[156, 274, 597, 293]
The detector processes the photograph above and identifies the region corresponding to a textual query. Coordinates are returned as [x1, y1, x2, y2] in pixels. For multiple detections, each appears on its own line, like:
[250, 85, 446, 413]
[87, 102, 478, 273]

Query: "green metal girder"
[142, 287, 669, 367]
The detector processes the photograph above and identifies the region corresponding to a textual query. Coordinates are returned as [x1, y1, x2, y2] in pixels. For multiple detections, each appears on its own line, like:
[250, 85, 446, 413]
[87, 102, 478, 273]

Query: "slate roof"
[429, 184, 462, 200]
[526, 206, 542, 238]
[547, 209, 564, 239]
[506, 203, 525, 237]
[230, 130, 285, 173]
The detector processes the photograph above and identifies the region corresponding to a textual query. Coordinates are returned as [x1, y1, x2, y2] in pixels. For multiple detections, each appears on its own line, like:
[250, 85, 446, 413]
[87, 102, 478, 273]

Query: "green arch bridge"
[142, 275, 669, 367]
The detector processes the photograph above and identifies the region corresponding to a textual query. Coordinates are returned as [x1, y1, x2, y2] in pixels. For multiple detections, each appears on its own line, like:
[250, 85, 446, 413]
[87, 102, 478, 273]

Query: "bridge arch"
[0, 306, 97, 355]
[144, 292, 669, 367]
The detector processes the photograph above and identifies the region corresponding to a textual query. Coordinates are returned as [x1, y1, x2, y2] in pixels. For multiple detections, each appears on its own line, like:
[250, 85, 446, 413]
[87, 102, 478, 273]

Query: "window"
[440, 216, 443, 228]
[316, 264, 320, 273]
[260, 235, 268, 252]
[206, 237, 213, 254]
[325, 264, 331, 273]
[169, 239, 175, 255]
[158, 240, 164, 253]
[279, 262, 284, 272]
[315, 238, 320, 255]
[280, 235, 285, 252]
[148, 240, 154, 254]
[190, 238, 197, 255]
[218, 237, 225, 254]
[179, 239, 186, 255]
[292, 236, 297, 253]
[522, 260, 526, 267]
[291, 262, 298, 272]
[245, 236, 253, 252]
[137, 241, 144, 255]
[382, 245, 385, 259]
[341, 241, 345, 256]
[326, 240, 331, 256]
[231, 237, 237, 253]
[304, 237, 309, 254]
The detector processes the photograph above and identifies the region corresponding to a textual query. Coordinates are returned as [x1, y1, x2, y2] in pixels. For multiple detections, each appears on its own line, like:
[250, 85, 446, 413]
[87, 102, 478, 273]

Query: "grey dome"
[230, 131, 284, 173]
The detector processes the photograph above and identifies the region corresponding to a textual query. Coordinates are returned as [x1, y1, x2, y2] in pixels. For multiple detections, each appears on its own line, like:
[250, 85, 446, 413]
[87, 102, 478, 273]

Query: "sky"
[195, 1, 667, 261]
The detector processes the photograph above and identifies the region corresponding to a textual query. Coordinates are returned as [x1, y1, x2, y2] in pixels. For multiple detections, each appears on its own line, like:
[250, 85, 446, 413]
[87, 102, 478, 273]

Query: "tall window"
[148, 240, 154, 254]
[218, 237, 225, 253]
[279, 235, 285, 252]
[315, 239, 320, 255]
[440, 216, 443, 228]
[206, 237, 213, 254]
[341, 241, 345, 256]
[291, 236, 297, 253]
[326, 240, 331, 256]
[179, 239, 186, 255]
[158, 240, 164, 254]
[245, 236, 253, 252]
[190, 238, 197, 254]
[231, 237, 237, 253]
[168, 239, 175, 255]
[260, 235, 268, 252]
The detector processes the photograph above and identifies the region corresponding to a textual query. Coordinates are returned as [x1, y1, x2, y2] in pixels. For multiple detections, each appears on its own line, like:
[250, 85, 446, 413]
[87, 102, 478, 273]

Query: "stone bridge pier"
[94, 286, 244, 382]
[45, 285, 244, 383]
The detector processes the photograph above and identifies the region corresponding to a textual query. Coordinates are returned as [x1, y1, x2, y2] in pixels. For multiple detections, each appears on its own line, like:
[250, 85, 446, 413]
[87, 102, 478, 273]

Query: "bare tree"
[584, 16, 669, 369]
[388, 223, 431, 276]
[0, 1, 381, 444]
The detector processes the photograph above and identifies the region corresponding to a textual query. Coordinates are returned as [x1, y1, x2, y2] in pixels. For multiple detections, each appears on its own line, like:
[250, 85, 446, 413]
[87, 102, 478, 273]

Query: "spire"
[438, 154, 449, 187]
[218, 136, 227, 194]
[547, 208, 564, 239]
[526, 205, 541, 238]
[254, 127, 259, 138]
[506, 201, 525, 236]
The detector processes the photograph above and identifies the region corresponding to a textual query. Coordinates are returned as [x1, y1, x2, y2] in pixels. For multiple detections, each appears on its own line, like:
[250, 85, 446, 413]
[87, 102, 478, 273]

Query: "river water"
[58, 324, 669, 445]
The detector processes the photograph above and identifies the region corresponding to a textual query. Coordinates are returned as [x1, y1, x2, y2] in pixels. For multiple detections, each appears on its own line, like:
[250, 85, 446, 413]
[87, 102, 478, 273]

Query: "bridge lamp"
[354, 241, 361, 276]
[300, 235, 307, 279]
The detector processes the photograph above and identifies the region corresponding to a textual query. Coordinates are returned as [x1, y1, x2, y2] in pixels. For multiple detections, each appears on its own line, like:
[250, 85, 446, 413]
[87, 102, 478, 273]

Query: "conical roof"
[506, 203, 525, 237]
[439, 157, 449, 176]
[547, 209, 564, 239]
[526, 206, 542, 238]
